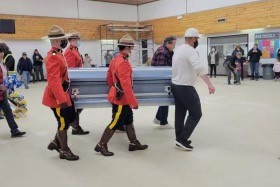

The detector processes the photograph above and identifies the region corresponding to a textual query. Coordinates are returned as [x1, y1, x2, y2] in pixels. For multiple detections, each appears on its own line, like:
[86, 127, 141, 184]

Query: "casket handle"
[164, 86, 172, 95]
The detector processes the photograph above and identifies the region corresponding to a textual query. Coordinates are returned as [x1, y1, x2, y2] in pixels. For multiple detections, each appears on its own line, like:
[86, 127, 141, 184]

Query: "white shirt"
[210, 52, 216, 64]
[172, 44, 207, 86]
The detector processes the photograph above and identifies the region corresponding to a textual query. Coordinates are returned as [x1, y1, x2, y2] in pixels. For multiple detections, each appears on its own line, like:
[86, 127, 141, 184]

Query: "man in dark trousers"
[64, 30, 89, 135]
[104, 50, 113, 67]
[43, 25, 79, 161]
[172, 28, 215, 151]
[33, 49, 44, 81]
[151, 36, 176, 128]
[17, 52, 33, 89]
[94, 34, 148, 156]
[247, 44, 262, 81]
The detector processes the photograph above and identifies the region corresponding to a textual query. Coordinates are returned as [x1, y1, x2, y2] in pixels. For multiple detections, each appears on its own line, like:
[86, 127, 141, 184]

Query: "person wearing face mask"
[94, 34, 148, 156]
[33, 49, 44, 82]
[171, 28, 215, 151]
[64, 30, 90, 136]
[208, 47, 219, 78]
[247, 44, 262, 81]
[151, 36, 176, 129]
[0, 43, 26, 137]
[42, 25, 79, 161]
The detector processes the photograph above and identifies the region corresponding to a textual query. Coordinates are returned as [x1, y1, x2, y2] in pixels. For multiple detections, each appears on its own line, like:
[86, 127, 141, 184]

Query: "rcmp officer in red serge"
[42, 25, 79, 161]
[64, 30, 89, 135]
[94, 34, 148, 156]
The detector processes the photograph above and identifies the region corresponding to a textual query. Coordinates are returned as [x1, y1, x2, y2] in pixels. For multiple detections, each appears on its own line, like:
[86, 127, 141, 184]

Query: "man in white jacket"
[171, 28, 215, 151]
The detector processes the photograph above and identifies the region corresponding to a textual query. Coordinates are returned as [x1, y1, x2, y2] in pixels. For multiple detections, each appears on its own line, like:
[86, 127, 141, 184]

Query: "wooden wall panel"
[142, 0, 280, 44]
[1, 0, 280, 44]
[0, 14, 134, 40]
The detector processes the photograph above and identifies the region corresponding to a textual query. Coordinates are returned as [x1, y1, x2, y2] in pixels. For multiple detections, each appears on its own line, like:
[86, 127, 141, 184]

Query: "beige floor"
[0, 77, 280, 187]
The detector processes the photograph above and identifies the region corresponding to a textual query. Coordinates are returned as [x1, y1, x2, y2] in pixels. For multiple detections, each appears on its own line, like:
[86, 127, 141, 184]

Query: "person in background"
[232, 44, 245, 80]
[232, 44, 245, 56]
[0, 43, 15, 71]
[17, 52, 33, 89]
[83, 54, 93, 68]
[104, 50, 113, 67]
[230, 52, 243, 85]
[223, 54, 235, 85]
[64, 30, 89, 135]
[144, 57, 152, 66]
[273, 54, 280, 81]
[171, 28, 215, 151]
[0, 44, 26, 137]
[33, 49, 44, 81]
[94, 34, 148, 156]
[247, 44, 262, 81]
[151, 36, 177, 128]
[0, 42, 14, 119]
[208, 46, 219, 78]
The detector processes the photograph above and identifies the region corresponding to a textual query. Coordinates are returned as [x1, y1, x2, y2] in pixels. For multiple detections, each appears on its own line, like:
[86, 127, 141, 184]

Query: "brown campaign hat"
[42, 25, 71, 40]
[68, 30, 81, 39]
[118, 34, 135, 47]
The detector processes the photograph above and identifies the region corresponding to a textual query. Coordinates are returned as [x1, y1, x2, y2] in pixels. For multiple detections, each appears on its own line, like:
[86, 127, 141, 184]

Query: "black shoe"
[116, 125, 126, 133]
[11, 131, 26, 138]
[47, 141, 60, 153]
[59, 147, 79, 161]
[228, 81, 231, 85]
[72, 127, 90, 135]
[175, 139, 193, 151]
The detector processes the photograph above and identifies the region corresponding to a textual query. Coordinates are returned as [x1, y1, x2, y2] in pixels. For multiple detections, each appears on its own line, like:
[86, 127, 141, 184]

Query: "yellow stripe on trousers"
[109, 105, 123, 129]
[56, 108, 66, 131]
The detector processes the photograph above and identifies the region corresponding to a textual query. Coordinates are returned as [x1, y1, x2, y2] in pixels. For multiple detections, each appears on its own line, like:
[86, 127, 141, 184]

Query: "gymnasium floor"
[0, 77, 280, 187]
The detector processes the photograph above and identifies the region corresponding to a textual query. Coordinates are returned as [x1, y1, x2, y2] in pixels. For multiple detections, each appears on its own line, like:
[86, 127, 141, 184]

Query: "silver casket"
[68, 67, 174, 109]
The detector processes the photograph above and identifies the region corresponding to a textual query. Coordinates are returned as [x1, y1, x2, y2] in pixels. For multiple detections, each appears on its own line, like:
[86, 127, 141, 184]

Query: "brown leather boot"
[47, 132, 60, 153]
[71, 113, 90, 135]
[126, 124, 148, 152]
[94, 126, 115, 156]
[58, 130, 79, 161]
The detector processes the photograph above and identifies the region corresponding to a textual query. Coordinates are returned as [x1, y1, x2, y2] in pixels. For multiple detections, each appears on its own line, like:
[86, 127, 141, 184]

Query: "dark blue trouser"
[155, 106, 169, 125]
[0, 92, 19, 134]
[250, 62, 260, 78]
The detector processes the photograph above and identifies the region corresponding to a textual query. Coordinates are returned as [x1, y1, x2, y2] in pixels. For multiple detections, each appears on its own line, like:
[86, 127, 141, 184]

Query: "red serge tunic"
[64, 45, 83, 68]
[107, 53, 138, 108]
[42, 47, 72, 108]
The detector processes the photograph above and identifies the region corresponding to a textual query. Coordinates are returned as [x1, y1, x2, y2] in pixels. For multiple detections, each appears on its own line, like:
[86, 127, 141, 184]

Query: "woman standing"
[208, 47, 219, 78]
